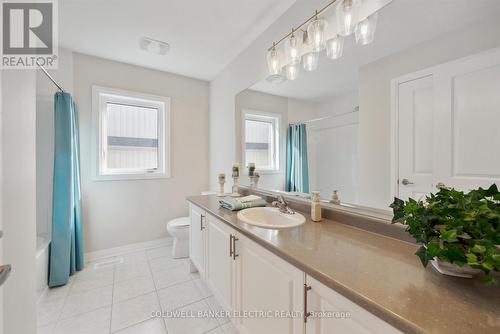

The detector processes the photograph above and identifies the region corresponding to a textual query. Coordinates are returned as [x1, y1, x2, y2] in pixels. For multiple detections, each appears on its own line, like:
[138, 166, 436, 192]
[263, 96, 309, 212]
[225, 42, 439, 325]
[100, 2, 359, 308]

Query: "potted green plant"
[390, 184, 500, 285]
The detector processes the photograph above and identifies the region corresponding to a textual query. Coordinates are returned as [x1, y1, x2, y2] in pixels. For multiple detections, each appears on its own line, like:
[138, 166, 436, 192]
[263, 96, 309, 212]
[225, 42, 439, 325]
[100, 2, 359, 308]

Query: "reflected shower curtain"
[286, 124, 309, 193]
[49, 92, 83, 287]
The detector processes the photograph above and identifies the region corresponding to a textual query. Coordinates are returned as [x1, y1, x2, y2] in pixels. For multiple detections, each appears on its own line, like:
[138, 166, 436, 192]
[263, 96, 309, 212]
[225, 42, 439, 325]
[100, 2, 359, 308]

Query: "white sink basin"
[237, 207, 306, 229]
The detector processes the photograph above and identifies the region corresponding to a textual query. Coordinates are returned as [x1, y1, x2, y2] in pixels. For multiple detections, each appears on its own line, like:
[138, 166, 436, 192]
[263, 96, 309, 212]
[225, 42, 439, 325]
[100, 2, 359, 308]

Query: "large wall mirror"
[235, 0, 500, 214]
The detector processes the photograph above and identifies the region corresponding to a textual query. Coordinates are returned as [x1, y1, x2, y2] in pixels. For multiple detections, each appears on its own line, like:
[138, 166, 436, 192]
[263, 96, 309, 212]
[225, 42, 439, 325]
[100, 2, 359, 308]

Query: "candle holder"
[218, 173, 226, 196]
[231, 163, 241, 197]
[231, 177, 241, 197]
[254, 172, 260, 188]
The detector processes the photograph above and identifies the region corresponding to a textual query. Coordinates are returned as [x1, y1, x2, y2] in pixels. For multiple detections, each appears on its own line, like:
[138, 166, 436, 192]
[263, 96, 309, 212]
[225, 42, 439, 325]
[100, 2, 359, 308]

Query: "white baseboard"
[85, 237, 173, 263]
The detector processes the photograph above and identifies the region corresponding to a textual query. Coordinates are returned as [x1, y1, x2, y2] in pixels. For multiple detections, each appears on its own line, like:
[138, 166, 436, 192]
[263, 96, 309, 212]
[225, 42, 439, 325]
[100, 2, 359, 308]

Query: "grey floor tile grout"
[38, 243, 232, 334]
[146, 248, 170, 334]
[108, 265, 116, 333]
[47, 277, 72, 333]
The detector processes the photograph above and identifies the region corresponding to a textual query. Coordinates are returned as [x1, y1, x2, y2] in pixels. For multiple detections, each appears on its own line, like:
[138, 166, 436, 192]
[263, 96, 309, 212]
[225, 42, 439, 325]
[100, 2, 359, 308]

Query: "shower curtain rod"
[289, 106, 359, 126]
[36, 61, 65, 92]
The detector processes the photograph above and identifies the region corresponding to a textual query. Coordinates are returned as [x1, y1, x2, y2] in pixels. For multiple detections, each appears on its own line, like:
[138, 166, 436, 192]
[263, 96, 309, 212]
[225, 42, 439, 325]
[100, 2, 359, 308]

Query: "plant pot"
[430, 258, 482, 278]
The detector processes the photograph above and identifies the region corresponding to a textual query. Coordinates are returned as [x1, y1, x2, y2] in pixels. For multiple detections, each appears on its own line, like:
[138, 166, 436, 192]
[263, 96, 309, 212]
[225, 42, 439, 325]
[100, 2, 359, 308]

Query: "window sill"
[93, 171, 170, 182]
[244, 169, 281, 176]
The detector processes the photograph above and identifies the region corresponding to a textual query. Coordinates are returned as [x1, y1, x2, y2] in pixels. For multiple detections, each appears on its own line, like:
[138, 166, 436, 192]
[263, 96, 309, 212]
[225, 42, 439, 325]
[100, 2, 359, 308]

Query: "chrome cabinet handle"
[200, 215, 205, 231]
[0, 264, 12, 286]
[229, 234, 234, 258]
[232, 236, 239, 260]
[401, 178, 414, 186]
[303, 284, 312, 323]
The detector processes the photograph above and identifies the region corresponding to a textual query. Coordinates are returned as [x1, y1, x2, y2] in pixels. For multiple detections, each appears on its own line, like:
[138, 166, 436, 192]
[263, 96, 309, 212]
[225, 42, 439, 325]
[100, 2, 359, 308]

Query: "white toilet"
[166, 217, 190, 258]
[166, 192, 215, 259]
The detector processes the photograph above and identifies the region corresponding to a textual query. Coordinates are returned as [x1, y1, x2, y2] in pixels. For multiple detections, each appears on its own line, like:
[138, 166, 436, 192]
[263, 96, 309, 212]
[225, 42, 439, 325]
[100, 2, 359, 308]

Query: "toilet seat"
[167, 217, 189, 229]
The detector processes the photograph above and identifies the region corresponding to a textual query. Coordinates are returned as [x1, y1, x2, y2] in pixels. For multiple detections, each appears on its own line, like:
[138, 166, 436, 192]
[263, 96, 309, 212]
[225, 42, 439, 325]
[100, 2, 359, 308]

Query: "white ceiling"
[59, 0, 297, 80]
[251, 0, 500, 101]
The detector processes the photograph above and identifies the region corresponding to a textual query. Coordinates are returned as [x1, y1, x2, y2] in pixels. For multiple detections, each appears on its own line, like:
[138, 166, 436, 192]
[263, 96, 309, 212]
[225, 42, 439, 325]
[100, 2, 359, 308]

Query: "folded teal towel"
[219, 196, 267, 211]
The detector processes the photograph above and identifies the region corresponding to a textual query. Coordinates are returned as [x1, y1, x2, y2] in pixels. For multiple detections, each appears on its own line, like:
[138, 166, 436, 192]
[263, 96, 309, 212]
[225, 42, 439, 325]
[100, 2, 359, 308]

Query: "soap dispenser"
[311, 191, 322, 222]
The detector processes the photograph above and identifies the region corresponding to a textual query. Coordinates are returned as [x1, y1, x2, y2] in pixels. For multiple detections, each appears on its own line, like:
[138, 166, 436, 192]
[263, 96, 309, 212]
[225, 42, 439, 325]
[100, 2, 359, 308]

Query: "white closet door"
[397, 75, 434, 200]
[434, 48, 500, 191]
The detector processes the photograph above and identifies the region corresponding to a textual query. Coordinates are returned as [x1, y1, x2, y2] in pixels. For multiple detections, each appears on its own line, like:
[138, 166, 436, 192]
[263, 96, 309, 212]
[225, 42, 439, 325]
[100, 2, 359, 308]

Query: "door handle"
[0, 264, 12, 286]
[303, 284, 312, 323]
[401, 178, 414, 186]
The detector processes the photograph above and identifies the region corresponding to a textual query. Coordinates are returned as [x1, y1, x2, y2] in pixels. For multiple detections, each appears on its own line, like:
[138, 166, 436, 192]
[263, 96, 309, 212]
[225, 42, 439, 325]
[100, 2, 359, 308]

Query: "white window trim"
[91, 85, 171, 181]
[241, 109, 281, 174]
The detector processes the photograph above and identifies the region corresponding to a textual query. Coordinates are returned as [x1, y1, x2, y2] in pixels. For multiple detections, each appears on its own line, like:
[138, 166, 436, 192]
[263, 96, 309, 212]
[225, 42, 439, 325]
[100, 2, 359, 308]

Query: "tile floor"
[37, 244, 239, 334]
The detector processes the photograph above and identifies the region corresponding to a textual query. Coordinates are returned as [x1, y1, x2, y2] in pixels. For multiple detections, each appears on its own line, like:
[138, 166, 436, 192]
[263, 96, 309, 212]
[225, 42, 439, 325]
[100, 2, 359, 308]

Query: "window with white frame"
[243, 111, 280, 172]
[92, 86, 170, 180]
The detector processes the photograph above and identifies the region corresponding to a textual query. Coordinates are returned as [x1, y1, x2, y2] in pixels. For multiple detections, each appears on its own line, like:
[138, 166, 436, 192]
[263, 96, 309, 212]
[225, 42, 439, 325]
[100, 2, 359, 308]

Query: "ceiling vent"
[139, 37, 170, 55]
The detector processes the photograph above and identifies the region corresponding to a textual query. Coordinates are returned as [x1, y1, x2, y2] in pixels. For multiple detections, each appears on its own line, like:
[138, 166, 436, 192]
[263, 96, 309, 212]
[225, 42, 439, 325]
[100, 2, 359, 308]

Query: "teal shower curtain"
[286, 124, 309, 193]
[49, 92, 84, 287]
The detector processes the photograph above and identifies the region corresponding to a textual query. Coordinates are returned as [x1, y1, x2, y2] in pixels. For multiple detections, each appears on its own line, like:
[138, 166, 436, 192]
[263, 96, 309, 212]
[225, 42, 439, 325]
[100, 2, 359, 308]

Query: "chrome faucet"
[272, 195, 295, 214]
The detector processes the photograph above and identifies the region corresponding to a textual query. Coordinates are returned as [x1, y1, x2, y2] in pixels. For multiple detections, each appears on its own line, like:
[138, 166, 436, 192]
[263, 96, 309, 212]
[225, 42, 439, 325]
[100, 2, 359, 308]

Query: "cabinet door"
[306, 275, 401, 334]
[234, 234, 304, 334]
[189, 204, 206, 277]
[206, 215, 234, 311]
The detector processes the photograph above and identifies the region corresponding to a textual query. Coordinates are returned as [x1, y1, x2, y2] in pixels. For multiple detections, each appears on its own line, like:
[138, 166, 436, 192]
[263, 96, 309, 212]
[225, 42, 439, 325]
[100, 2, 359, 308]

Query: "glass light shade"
[325, 35, 344, 59]
[285, 33, 302, 65]
[336, 0, 359, 36]
[284, 64, 299, 80]
[355, 13, 378, 45]
[302, 52, 319, 71]
[266, 46, 281, 76]
[307, 18, 328, 52]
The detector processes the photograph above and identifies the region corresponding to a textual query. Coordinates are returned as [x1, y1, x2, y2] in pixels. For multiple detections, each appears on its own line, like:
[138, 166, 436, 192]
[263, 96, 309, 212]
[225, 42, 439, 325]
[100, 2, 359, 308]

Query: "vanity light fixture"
[336, 0, 359, 36]
[325, 35, 344, 59]
[284, 63, 299, 80]
[285, 29, 301, 65]
[139, 37, 170, 55]
[266, 42, 285, 82]
[307, 11, 328, 52]
[302, 52, 319, 71]
[355, 13, 378, 45]
[265, 0, 381, 81]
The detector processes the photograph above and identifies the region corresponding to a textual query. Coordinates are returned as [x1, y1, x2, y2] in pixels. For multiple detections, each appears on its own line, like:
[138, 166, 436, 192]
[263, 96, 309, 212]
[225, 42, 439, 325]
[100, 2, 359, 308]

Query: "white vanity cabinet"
[189, 203, 206, 277]
[234, 233, 304, 334]
[305, 276, 401, 334]
[205, 213, 234, 311]
[189, 204, 402, 334]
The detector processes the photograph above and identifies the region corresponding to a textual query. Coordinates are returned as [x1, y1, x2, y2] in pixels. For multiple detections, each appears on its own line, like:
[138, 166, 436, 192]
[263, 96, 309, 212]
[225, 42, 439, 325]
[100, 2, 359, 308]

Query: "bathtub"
[36, 236, 50, 301]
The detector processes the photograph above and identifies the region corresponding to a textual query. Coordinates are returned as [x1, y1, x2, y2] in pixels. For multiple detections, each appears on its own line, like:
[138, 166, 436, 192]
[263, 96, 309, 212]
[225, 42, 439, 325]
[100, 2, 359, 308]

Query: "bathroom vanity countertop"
[187, 195, 500, 334]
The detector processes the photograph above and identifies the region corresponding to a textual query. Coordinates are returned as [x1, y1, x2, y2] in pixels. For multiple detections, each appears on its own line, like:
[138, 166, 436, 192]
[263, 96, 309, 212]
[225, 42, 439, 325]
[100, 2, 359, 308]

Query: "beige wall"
[358, 19, 500, 209]
[73, 53, 209, 252]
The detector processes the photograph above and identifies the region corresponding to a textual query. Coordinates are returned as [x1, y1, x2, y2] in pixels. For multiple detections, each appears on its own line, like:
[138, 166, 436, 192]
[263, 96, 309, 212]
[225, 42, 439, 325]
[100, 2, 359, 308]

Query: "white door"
[305, 275, 401, 334]
[189, 204, 206, 277]
[397, 75, 434, 200]
[205, 215, 233, 311]
[0, 72, 3, 334]
[234, 234, 304, 334]
[434, 48, 500, 191]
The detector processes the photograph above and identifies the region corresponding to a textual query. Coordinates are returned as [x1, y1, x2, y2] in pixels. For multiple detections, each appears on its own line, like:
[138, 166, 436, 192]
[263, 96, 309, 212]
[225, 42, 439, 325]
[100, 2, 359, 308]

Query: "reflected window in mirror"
[243, 110, 280, 172]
